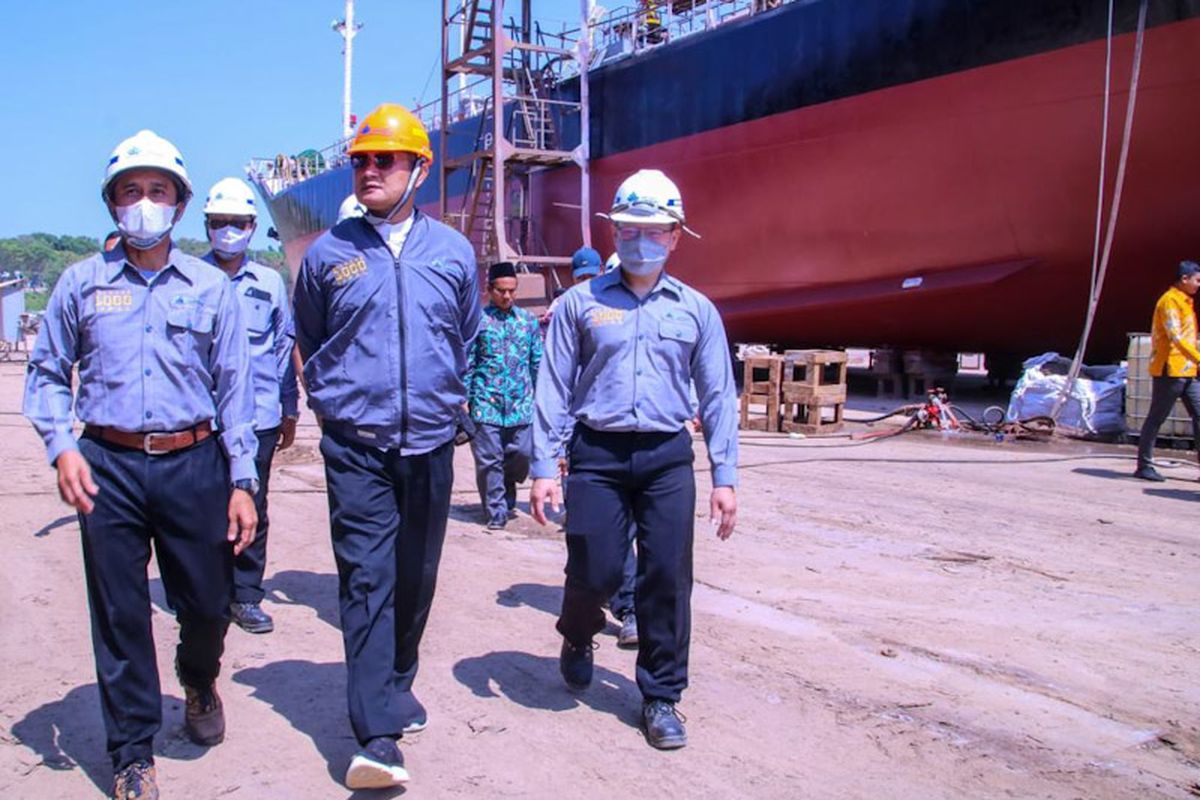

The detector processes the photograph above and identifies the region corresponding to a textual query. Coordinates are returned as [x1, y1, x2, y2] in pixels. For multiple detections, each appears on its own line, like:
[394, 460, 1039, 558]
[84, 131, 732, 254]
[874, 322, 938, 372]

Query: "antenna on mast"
[332, 0, 363, 140]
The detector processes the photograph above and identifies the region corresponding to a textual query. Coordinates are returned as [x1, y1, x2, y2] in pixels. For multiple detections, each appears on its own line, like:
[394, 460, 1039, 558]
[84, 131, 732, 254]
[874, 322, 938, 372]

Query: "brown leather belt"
[84, 421, 213, 455]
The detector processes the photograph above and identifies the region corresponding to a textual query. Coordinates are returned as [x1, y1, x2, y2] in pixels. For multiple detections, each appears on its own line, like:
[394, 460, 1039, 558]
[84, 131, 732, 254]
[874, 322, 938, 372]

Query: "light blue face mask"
[615, 234, 670, 276]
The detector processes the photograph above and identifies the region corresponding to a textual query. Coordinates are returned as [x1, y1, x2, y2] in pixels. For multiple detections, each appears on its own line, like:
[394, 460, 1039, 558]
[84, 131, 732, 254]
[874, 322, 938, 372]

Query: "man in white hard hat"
[202, 177, 299, 634]
[23, 130, 258, 799]
[530, 168, 738, 750]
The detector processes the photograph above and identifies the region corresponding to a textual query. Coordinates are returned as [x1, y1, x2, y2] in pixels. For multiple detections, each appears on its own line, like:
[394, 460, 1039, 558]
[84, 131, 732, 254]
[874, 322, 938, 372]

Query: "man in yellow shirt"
[1135, 260, 1200, 481]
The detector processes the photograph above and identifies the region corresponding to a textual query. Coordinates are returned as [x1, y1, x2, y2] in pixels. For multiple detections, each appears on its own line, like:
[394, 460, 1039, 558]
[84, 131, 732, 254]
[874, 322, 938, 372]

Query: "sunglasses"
[350, 152, 401, 170]
[614, 225, 675, 243]
[207, 217, 254, 230]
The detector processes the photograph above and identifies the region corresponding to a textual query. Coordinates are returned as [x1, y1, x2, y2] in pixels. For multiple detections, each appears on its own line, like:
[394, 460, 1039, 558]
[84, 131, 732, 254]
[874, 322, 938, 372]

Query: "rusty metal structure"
[438, 0, 590, 292]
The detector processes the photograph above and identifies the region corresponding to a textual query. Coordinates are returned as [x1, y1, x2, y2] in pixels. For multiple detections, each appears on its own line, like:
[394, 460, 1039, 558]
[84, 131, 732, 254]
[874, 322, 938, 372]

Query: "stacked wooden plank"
[780, 349, 847, 434]
[738, 350, 848, 434]
[738, 355, 783, 431]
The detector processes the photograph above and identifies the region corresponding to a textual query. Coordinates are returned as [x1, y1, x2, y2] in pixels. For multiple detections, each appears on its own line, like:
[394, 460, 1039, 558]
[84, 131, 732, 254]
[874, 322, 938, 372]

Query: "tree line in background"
[1, 233, 288, 311]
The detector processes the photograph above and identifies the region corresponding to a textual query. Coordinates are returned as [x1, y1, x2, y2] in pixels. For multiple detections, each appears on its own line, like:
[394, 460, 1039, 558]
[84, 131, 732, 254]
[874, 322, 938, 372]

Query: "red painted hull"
[532, 18, 1200, 359]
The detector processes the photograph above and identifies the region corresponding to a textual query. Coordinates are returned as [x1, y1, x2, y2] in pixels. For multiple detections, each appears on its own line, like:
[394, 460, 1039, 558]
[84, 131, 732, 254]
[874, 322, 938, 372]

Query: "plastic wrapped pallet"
[1005, 352, 1126, 438]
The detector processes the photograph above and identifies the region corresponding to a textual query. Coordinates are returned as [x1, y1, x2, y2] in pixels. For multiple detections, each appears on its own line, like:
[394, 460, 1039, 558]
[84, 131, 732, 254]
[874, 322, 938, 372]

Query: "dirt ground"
[1, 361, 1198, 799]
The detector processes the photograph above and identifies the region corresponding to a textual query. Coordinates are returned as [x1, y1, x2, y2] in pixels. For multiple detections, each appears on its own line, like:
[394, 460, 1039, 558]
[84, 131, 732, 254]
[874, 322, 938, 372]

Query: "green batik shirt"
[466, 304, 544, 427]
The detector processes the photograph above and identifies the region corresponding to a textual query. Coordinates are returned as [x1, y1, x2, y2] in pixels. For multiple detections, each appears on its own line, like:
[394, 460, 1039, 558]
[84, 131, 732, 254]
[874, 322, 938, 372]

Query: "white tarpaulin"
[1006, 352, 1126, 438]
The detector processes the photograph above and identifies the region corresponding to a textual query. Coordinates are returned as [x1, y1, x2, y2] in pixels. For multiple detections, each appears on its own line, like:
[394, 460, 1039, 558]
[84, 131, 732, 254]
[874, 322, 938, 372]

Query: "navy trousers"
[557, 427, 696, 702]
[319, 429, 454, 744]
[469, 423, 531, 520]
[233, 427, 279, 603]
[1138, 376, 1200, 468]
[77, 434, 232, 771]
[608, 525, 637, 621]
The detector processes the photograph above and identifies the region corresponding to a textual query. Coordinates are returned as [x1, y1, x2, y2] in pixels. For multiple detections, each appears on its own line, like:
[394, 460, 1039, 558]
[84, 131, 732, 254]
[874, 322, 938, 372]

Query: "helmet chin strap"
[367, 159, 426, 224]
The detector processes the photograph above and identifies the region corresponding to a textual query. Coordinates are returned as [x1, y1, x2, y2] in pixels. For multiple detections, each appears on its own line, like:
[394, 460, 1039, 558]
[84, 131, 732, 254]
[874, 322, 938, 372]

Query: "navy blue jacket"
[294, 211, 480, 453]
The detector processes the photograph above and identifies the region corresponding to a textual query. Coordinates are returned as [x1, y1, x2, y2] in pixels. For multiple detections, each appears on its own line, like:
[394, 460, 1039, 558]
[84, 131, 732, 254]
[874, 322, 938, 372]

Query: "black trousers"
[557, 427, 696, 703]
[77, 434, 232, 771]
[1138, 376, 1200, 469]
[233, 426, 279, 603]
[319, 429, 454, 744]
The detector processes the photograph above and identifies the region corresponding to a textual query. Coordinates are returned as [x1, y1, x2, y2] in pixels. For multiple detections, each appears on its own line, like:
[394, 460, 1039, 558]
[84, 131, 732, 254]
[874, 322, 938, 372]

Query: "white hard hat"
[603, 169, 698, 237]
[204, 177, 258, 217]
[337, 193, 366, 223]
[102, 129, 191, 200]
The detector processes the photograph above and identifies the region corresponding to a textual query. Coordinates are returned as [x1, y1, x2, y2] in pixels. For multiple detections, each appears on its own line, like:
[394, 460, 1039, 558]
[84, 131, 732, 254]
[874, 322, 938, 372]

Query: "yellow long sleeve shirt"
[1149, 286, 1200, 377]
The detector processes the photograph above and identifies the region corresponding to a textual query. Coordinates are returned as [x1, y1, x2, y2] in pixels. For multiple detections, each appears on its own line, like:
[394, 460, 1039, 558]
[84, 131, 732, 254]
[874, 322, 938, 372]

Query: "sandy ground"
[1, 361, 1198, 799]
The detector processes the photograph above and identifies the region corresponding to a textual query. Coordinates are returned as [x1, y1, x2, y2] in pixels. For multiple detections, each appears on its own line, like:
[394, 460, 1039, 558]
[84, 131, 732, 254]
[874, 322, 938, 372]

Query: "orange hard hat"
[347, 103, 433, 163]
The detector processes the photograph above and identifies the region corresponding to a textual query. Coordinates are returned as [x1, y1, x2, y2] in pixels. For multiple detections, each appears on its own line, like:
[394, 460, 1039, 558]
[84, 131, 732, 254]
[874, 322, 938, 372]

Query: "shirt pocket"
[659, 318, 699, 345]
[166, 305, 217, 368]
[242, 299, 273, 336]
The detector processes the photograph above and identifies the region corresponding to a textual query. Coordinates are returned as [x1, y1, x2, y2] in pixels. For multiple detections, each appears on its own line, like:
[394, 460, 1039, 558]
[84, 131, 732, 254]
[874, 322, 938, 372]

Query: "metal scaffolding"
[438, 0, 590, 290]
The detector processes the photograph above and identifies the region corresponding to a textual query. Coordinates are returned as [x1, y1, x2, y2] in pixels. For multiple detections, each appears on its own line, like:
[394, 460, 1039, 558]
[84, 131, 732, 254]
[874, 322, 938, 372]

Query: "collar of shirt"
[104, 243, 197, 286]
[1167, 286, 1195, 308]
[371, 212, 416, 260]
[591, 268, 684, 301]
[201, 251, 260, 283]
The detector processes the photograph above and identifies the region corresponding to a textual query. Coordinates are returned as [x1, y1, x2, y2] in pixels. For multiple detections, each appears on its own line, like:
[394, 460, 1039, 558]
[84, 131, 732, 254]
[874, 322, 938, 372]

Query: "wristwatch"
[232, 478, 260, 495]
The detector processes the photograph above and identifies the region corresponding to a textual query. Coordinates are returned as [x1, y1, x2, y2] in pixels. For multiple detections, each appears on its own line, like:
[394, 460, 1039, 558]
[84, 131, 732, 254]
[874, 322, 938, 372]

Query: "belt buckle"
[143, 433, 171, 455]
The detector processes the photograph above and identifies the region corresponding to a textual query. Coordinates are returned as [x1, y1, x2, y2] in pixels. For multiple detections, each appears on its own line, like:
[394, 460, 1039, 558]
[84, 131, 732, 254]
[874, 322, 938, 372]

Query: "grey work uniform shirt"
[201, 253, 298, 431]
[23, 244, 259, 481]
[532, 268, 738, 486]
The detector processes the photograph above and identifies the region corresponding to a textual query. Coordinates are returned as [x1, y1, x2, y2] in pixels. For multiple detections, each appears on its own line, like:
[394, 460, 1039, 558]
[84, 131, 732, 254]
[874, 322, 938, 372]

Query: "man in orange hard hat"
[294, 103, 480, 790]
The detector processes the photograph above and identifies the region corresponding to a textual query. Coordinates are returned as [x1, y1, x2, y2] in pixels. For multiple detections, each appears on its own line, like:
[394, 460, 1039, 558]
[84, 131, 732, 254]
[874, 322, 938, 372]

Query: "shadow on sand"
[452, 650, 642, 731]
[11, 683, 211, 796]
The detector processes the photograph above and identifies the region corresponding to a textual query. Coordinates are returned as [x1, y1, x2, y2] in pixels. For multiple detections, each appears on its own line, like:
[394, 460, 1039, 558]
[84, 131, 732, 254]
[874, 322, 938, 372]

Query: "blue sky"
[0, 0, 584, 245]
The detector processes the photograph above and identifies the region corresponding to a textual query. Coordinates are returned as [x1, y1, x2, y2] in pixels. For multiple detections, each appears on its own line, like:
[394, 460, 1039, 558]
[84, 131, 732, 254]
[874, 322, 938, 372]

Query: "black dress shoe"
[1133, 465, 1166, 482]
[642, 699, 687, 749]
[231, 601, 274, 633]
[559, 638, 594, 690]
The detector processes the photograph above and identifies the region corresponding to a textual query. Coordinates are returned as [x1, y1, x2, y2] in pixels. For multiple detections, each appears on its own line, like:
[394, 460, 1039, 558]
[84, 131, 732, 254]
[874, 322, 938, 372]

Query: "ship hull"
[258, 0, 1200, 360]
[533, 14, 1200, 358]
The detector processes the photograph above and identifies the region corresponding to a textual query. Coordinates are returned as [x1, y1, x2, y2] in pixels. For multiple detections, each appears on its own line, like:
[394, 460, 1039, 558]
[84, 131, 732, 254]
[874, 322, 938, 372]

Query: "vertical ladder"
[439, 0, 591, 299]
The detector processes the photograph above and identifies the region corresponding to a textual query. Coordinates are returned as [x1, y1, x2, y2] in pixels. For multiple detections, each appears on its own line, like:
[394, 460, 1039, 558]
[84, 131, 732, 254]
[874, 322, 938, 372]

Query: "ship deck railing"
[246, 135, 353, 198]
[246, 0, 793, 197]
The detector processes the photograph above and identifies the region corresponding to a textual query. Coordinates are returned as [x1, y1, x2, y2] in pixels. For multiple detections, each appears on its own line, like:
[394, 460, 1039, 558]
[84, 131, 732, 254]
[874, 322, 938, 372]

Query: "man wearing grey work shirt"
[531, 168, 738, 751]
[202, 176, 300, 635]
[23, 129, 258, 800]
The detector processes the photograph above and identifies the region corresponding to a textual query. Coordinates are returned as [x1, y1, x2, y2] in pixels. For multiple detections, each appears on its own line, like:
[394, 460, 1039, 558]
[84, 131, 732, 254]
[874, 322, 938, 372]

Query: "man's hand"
[530, 477, 562, 526]
[557, 457, 569, 477]
[277, 417, 298, 450]
[227, 490, 258, 555]
[710, 486, 737, 540]
[56, 450, 99, 514]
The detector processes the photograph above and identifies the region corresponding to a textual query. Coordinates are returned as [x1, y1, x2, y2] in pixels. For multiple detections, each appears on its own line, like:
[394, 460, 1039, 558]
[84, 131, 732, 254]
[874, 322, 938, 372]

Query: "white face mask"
[208, 224, 253, 258]
[115, 198, 178, 250]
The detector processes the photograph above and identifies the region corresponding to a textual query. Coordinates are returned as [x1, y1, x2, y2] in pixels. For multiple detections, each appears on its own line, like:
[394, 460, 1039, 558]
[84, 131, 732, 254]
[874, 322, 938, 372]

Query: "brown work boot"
[183, 683, 225, 746]
[112, 759, 158, 800]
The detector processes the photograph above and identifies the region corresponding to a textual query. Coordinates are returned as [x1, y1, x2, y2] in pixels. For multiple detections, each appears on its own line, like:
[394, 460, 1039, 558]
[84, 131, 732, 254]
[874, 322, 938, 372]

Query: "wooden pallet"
[739, 355, 783, 431]
[779, 350, 847, 434]
[781, 399, 845, 435]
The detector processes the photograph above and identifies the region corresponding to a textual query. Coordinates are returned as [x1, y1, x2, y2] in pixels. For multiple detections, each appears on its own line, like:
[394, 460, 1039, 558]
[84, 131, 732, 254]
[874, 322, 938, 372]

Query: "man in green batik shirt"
[466, 262, 544, 530]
